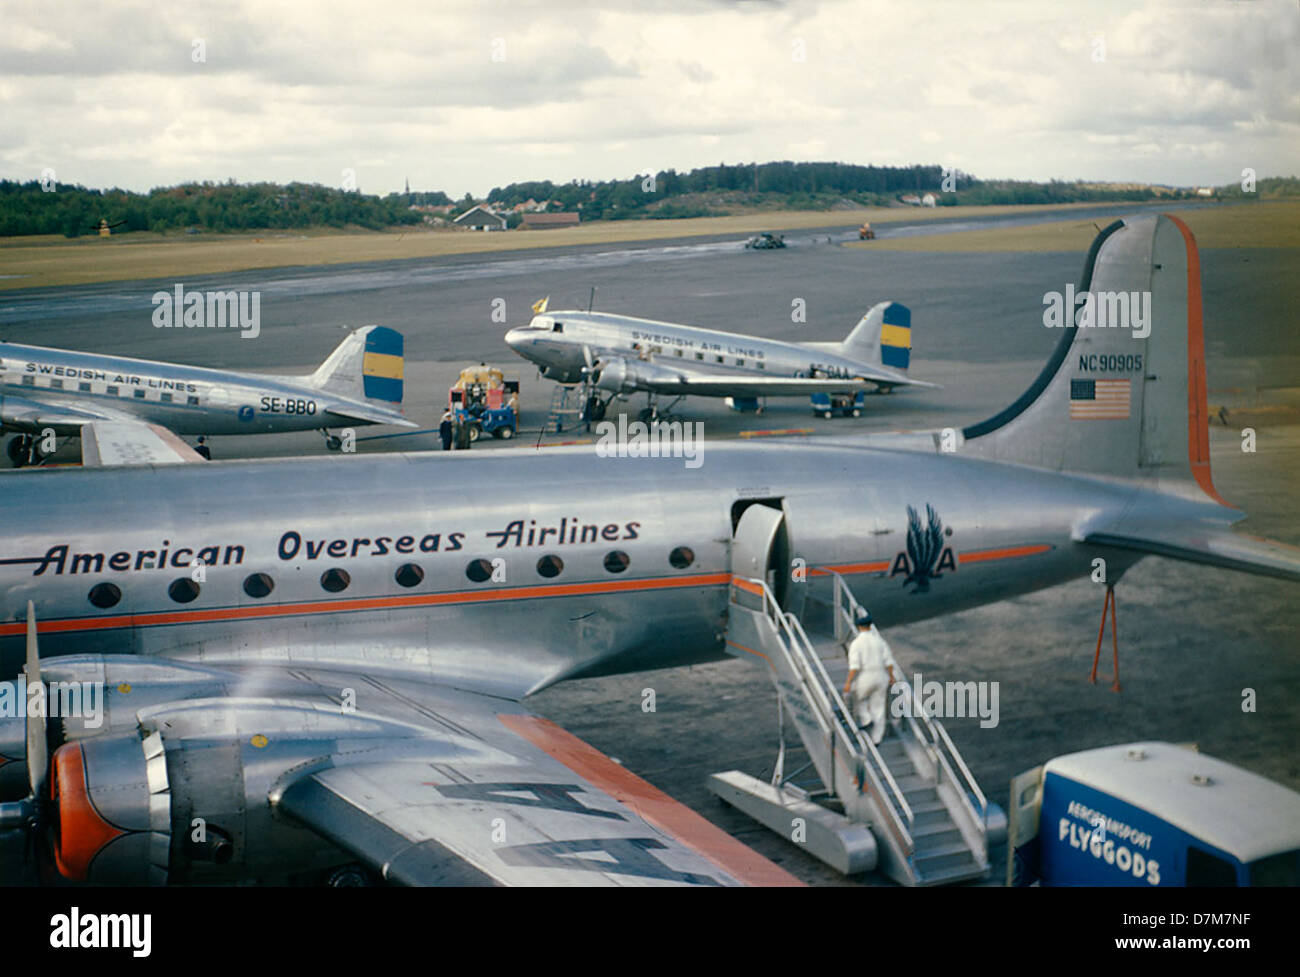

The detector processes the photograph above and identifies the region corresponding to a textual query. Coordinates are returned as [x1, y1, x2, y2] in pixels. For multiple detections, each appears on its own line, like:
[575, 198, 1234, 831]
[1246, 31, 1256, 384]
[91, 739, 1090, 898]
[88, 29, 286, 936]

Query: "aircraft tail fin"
[840, 301, 913, 371]
[307, 325, 405, 405]
[959, 213, 1229, 506]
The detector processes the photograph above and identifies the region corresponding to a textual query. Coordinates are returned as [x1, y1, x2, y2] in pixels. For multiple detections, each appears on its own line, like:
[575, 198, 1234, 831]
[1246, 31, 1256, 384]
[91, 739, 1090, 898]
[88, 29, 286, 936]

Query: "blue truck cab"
[1007, 742, 1300, 886]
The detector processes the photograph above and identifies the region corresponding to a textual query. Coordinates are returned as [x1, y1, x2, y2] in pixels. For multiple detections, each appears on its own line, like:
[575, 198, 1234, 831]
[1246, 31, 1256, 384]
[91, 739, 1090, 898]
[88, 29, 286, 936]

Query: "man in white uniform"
[843, 611, 895, 744]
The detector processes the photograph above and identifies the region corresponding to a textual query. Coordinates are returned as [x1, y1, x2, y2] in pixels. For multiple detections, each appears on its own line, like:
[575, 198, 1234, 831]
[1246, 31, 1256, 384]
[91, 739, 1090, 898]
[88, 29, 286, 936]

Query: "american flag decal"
[1070, 378, 1131, 419]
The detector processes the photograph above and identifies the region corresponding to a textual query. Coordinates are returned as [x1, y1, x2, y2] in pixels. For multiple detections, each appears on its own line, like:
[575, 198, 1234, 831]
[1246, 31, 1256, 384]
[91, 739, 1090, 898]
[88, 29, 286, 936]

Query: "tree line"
[1, 162, 1277, 238]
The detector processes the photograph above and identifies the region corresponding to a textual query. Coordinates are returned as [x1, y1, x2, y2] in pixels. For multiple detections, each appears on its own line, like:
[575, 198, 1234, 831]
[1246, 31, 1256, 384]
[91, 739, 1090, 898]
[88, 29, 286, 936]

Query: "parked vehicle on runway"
[1007, 742, 1300, 886]
[858, 222, 876, 240]
[448, 363, 519, 442]
[0, 325, 414, 465]
[744, 231, 785, 249]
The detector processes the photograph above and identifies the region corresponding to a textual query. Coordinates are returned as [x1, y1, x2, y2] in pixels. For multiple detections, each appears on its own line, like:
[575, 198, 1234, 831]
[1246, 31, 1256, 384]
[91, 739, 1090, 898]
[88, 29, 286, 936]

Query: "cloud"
[0, 0, 1296, 195]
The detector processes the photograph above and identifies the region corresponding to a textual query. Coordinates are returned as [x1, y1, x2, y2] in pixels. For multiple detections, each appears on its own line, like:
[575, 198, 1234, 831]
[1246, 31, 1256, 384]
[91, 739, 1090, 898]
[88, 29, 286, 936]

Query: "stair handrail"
[743, 578, 915, 852]
[784, 611, 915, 832]
[827, 570, 989, 836]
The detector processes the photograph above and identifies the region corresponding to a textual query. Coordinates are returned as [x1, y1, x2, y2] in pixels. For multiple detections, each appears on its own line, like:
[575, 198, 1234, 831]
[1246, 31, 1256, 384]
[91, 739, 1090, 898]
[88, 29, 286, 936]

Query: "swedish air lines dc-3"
[0, 215, 1296, 887]
[504, 297, 936, 421]
[0, 325, 414, 466]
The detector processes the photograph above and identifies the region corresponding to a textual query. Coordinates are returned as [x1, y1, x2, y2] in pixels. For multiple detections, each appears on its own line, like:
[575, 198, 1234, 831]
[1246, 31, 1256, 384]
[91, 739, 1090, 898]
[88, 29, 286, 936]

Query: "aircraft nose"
[504, 327, 527, 350]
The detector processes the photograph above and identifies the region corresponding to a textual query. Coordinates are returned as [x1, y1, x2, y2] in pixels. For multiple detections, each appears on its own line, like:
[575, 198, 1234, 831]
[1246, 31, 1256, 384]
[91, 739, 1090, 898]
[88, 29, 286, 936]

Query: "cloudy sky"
[3, 0, 1297, 196]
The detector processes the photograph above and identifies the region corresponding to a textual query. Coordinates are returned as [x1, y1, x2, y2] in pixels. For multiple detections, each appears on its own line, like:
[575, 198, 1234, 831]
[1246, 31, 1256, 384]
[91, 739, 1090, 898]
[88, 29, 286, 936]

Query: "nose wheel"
[321, 430, 343, 452]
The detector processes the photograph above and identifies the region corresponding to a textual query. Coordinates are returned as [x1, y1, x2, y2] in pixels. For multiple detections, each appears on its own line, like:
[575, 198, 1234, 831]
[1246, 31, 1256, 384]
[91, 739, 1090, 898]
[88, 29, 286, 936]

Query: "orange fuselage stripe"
[499, 713, 803, 887]
[0, 572, 732, 637]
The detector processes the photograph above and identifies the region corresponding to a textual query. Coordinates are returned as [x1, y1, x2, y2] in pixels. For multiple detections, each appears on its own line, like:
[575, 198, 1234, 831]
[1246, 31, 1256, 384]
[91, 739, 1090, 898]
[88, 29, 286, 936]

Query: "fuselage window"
[466, 559, 493, 583]
[320, 568, 351, 593]
[160, 392, 173, 403]
[395, 563, 424, 588]
[536, 554, 564, 578]
[88, 582, 122, 609]
[107, 385, 119, 395]
[134, 389, 146, 399]
[669, 546, 695, 569]
[243, 573, 274, 599]
[715, 355, 724, 363]
[187, 395, 200, 406]
[168, 578, 201, 603]
[603, 551, 630, 574]
[51, 379, 63, 390]
[735, 359, 744, 367]
[695, 352, 704, 360]
[79, 381, 91, 392]
[21, 375, 34, 386]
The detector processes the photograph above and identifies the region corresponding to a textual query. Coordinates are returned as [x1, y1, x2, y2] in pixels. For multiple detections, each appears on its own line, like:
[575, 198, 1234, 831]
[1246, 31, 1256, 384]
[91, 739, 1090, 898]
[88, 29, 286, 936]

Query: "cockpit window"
[552, 322, 564, 332]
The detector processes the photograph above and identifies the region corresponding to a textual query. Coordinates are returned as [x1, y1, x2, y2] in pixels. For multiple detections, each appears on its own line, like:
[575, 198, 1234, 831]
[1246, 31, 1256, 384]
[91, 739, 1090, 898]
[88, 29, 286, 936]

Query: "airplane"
[503, 297, 937, 422]
[0, 325, 416, 466]
[0, 214, 1296, 888]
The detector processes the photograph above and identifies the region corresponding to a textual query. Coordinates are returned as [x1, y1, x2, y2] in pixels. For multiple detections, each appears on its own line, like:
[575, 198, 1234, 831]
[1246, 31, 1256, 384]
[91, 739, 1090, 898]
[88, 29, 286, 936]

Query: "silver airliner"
[0, 325, 415, 466]
[504, 299, 936, 421]
[0, 215, 1296, 887]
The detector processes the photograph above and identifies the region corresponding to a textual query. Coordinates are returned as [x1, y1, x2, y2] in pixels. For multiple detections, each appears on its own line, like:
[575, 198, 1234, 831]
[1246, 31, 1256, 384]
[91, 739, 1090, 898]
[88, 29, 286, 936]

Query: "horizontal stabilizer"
[1082, 520, 1300, 583]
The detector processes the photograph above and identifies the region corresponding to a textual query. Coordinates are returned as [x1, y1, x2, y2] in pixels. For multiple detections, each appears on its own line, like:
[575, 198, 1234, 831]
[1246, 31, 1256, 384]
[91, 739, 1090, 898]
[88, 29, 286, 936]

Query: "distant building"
[521, 212, 580, 230]
[900, 194, 922, 206]
[921, 192, 937, 207]
[1195, 187, 1215, 198]
[453, 205, 507, 231]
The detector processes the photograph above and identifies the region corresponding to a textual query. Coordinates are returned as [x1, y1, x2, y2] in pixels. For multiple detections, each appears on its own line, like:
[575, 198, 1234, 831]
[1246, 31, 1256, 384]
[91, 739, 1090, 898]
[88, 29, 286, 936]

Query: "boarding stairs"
[544, 385, 586, 434]
[714, 570, 994, 885]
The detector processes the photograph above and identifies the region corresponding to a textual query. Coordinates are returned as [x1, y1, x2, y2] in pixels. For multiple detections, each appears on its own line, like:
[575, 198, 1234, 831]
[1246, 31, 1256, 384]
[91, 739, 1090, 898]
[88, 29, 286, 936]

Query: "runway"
[2, 210, 1297, 886]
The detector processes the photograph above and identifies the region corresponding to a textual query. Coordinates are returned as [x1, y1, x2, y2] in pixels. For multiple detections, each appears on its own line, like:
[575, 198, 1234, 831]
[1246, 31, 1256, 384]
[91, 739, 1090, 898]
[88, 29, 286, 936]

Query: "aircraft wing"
[1080, 517, 1300, 583]
[272, 676, 800, 887]
[616, 359, 937, 398]
[321, 401, 419, 428]
[0, 391, 121, 430]
[1, 393, 203, 465]
[80, 420, 205, 466]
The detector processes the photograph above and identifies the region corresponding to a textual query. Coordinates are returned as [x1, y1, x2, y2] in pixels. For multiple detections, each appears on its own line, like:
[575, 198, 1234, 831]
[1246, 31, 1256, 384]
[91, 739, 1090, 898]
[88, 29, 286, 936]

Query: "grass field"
[846, 201, 1300, 252]
[0, 201, 1173, 291]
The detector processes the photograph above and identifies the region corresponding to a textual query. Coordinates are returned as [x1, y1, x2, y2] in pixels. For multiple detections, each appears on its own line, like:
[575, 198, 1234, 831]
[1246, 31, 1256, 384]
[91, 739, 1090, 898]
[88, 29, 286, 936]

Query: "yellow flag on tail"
[532, 296, 549, 315]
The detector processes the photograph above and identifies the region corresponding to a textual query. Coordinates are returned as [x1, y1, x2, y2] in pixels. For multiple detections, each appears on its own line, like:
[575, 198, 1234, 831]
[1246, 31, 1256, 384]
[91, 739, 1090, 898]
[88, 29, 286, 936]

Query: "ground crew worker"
[843, 611, 895, 744]
[439, 410, 454, 451]
[194, 436, 211, 460]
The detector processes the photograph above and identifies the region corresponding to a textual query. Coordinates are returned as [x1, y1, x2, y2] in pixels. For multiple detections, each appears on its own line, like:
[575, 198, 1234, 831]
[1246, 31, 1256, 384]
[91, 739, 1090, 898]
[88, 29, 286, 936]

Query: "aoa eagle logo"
[891, 504, 957, 593]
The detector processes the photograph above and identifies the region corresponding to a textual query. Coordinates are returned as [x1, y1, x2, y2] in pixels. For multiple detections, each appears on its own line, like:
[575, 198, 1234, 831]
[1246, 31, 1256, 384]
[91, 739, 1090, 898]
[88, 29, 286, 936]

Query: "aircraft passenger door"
[731, 501, 795, 612]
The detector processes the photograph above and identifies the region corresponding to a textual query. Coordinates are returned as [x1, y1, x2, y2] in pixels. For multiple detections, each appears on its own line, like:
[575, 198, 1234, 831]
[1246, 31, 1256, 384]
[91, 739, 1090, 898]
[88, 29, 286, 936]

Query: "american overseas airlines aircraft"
[0, 216, 1296, 887]
[504, 298, 936, 421]
[0, 325, 415, 466]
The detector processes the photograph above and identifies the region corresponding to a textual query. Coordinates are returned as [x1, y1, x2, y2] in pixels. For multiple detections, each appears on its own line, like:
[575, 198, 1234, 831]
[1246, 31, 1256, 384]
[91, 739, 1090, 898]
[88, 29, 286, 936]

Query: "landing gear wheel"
[7, 436, 30, 468]
[496, 426, 515, 439]
[638, 407, 656, 424]
[584, 396, 606, 423]
[325, 435, 343, 452]
[322, 863, 375, 887]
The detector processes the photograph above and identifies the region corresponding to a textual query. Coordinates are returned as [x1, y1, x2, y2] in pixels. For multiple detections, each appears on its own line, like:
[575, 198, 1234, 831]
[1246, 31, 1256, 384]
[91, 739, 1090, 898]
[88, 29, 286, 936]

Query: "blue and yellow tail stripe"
[880, 303, 911, 370]
[363, 326, 404, 403]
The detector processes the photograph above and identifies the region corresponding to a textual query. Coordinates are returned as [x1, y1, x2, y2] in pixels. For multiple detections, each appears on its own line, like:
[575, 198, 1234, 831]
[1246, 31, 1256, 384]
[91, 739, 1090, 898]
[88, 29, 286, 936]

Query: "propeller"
[25, 602, 47, 802]
[578, 345, 606, 427]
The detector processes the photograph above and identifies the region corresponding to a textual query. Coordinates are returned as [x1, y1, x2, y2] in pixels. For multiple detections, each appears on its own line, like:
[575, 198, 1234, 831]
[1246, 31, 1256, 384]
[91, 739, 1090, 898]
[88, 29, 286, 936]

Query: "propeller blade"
[24, 602, 47, 800]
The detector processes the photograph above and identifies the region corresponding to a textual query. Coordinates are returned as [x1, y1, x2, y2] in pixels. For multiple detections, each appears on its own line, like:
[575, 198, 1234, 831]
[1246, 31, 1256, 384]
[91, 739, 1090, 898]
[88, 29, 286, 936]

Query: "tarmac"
[1, 207, 1297, 885]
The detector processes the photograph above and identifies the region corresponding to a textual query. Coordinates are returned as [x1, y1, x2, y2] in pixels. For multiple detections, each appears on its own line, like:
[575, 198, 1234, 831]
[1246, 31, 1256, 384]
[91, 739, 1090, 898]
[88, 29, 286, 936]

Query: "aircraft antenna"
[588, 286, 597, 312]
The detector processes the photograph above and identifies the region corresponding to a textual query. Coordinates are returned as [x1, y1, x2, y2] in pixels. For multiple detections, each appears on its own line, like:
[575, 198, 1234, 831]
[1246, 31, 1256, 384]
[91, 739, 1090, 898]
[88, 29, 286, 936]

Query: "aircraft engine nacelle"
[9, 656, 417, 885]
[594, 358, 683, 396]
